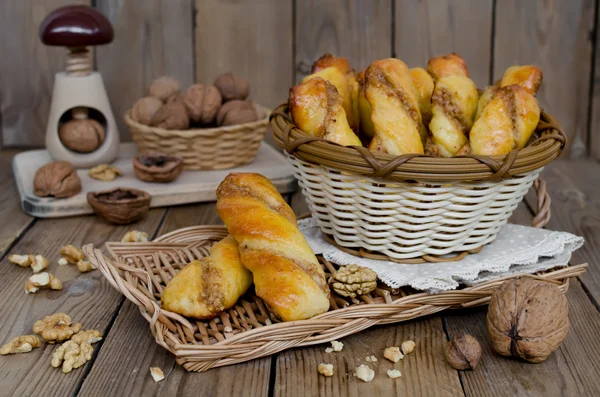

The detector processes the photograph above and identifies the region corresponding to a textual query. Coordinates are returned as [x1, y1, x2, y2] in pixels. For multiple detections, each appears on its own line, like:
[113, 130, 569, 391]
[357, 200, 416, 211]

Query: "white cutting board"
[13, 142, 297, 218]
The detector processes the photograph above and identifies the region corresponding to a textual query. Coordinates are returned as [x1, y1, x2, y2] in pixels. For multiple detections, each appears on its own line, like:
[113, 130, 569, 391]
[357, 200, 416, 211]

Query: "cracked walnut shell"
[183, 84, 222, 124]
[33, 313, 82, 343]
[0, 335, 41, 355]
[150, 101, 189, 130]
[487, 278, 569, 363]
[34, 161, 82, 198]
[329, 264, 377, 297]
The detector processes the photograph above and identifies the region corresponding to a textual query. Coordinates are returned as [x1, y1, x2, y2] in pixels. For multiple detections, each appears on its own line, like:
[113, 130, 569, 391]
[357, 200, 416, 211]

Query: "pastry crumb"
[354, 364, 374, 382]
[317, 363, 334, 377]
[383, 346, 404, 363]
[325, 347, 334, 353]
[401, 340, 416, 354]
[330, 340, 343, 352]
[387, 369, 402, 379]
[150, 367, 165, 382]
[365, 355, 377, 362]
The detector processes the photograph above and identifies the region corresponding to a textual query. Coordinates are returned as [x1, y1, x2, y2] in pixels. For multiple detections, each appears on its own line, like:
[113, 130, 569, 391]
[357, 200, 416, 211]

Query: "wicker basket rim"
[270, 104, 566, 182]
[125, 103, 270, 138]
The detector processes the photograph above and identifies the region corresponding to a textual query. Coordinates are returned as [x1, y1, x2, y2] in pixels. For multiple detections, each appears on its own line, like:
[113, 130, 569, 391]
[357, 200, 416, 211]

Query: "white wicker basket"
[287, 153, 541, 260]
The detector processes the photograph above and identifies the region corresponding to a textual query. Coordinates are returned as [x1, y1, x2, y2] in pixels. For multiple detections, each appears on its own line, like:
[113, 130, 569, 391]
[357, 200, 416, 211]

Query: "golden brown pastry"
[427, 53, 469, 80]
[161, 235, 252, 319]
[216, 173, 330, 322]
[410, 67, 435, 143]
[303, 53, 360, 132]
[470, 85, 541, 155]
[364, 58, 424, 155]
[289, 77, 362, 146]
[357, 70, 375, 139]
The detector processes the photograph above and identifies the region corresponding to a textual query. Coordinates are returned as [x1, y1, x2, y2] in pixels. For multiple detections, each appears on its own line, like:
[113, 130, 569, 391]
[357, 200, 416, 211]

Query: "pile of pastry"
[289, 53, 543, 157]
[160, 173, 330, 322]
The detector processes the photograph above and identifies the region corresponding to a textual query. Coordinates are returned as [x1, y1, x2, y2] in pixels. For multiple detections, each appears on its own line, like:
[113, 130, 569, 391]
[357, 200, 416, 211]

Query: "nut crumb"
[317, 363, 334, 377]
[387, 369, 402, 379]
[401, 340, 416, 355]
[77, 259, 96, 273]
[122, 230, 149, 243]
[150, 367, 165, 382]
[31, 255, 49, 273]
[330, 340, 344, 352]
[325, 347, 334, 353]
[383, 346, 404, 363]
[58, 258, 69, 266]
[25, 272, 62, 293]
[354, 364, 375, 382]
[365, 355, 378, 362]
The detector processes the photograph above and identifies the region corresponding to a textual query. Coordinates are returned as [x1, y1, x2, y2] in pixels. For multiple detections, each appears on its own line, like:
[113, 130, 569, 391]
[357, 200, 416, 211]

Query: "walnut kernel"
[445, 334, 482, 370]
[8, 254, 33, 267]
[383, 346, 404, 363]
[33, 313, 82, 343]
[71, 329, 103, 344]
[329, 264, 377, 297]
[122, 230, 149, 243]
[0, 335, 41, 355]
[31, 255, 49, 273]
[88, 164, 123, 181]
[76, 259, 96, 273]
[25, 272, 62, 294]
[51, 340, 93, 373]
[60, 245, 85, 265]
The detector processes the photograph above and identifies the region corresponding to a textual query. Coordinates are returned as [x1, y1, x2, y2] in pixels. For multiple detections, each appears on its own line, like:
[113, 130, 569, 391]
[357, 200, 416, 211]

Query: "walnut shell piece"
[183, 84, 222, 124]
[445, 334, 482, 370]
[148, 76, 181, 101]
[150, 102, 189, 130]
[131, 96, 163, 125]
[329, 264, 377, 297]
[34, 161, 82, 198]
[87, 187, 151, 225]
[487, 278, 569, 363]
[59, 118, 105, 153]
[133, 152, 184, 183]
[214, 72, 249, 101]
[216, 100, 258, 127]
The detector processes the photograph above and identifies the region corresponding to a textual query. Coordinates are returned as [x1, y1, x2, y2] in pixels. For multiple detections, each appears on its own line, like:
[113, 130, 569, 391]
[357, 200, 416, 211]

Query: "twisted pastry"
[303, 53, 360, 132]
[357, 70, 375, 139]
[364, 58, 424, 155]
[216, 173, 330, 322]
[289, 77, 362, 146]
[161, 235, 252, 319]
[427, 53, 469, 80]
[410, 67, 434, 143]
[470, 85, 540, 155]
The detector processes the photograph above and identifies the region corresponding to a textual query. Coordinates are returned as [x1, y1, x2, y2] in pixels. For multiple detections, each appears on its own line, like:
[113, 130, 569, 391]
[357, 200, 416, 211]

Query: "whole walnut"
[214, 73, 249, 101]
[216, 100, 258, 126]
[487, 278, 569, 363]
[445, 334, 482, 370]
[148, 76, 181, 102]
[34, 161, 81, 198]
[151, 102, 190, 130]
[183, 84, 222, 124]
[59, 119, 105, 153]
[131, 96, 163, 125]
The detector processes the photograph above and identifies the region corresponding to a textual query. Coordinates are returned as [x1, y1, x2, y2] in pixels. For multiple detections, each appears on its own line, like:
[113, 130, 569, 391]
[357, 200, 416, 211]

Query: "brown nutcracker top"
[40, 5, 113, 47]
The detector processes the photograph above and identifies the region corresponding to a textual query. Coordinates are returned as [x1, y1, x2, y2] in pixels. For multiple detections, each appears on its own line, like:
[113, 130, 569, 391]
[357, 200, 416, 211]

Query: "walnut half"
[329, 265, 378, 297]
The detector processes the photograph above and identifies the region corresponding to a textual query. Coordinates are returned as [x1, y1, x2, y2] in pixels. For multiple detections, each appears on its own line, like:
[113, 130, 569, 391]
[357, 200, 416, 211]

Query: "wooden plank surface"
[590, 2, 600, 160]
[294, 0, 393, 80]
[195, 0, 293, 109]
[0, 210, 165, 396]
[77, 203, 271, 397]
[0, 150, 34, 256]
[494, 0, 595, 158]
[394, 0, 493, 88]
[443, 203, 600, 397]
[0, 0, 91, 147]
[96, 0, 195, 141]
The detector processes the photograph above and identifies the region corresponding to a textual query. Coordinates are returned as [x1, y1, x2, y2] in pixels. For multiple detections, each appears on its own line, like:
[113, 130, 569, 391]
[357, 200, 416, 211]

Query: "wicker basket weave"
[270, 105, 566, 261]
[83, 226, 587, 372]
[125, 104, 270, 170]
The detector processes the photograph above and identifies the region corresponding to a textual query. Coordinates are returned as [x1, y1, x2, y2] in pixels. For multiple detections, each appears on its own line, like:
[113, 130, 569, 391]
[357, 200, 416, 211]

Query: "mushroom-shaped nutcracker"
[40, 5, 120, 168]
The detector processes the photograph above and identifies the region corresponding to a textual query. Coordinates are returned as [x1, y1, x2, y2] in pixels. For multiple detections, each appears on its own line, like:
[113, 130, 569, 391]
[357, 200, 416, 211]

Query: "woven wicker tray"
[83, 225, 587, 372]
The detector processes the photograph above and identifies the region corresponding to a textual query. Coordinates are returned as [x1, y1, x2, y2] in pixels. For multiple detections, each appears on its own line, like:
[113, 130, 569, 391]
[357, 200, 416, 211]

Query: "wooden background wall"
[0, 0, 596, 159]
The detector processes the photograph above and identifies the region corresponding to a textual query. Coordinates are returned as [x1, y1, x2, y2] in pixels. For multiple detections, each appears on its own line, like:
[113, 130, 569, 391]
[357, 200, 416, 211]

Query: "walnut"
[31, 255, 49, 273]
[383, 346, 404, 363]
[131, 96, 163, 125]
[51, 340, 93, 373]
[60, 245, 84, 265]
[71, 329, 103, 344]
[150, 367, 165, 382]
[150, 102, 189, 130]
[487, 278, 569, 363]
[8, 254, 48, 272]
[76, 259, 96, 273]
[25, 272, 62, 293]
[148, 76, 181, 101]
[445, 334, 482, 370]
[317, 363, 334, 377]
[122, 230, 149, 243]
[59, 119, 105, 153]
[88, 164, 123, 181]
[33, 313, 82, 343]
[387, 369, 402, 379]
[214, 72, 249, 101]
[354, 365, 375, 382]
[329, 264, 377, 297]
[216, 100, 258, 126]
[183, 84, 222, 124]
[401, 340, 416, 354]
[34, 161, 82, 198]
[0, 335, 41, 355]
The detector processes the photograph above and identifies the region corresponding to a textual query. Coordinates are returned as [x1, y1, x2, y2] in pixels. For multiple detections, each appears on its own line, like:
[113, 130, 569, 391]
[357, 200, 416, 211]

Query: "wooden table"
[1, 149, 599, 397]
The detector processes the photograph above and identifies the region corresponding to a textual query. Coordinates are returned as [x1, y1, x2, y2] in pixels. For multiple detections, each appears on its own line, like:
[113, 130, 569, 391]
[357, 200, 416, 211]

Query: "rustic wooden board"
[294, 0, 393, 80]
[394, 0, 493, 88]
[0, 0, 91, 147]
[96, 0, 195, 141]
[0, 209, 165, 396]
[494, 0, 595, 158]
[77, 202, 271, 397]
[0, 150, 33, 256]
[12, 142, 296, 218]
[194, 0, 293, 110]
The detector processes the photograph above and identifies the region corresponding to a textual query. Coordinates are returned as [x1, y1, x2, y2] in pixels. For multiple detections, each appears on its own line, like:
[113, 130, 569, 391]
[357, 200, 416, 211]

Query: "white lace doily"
[298, 217, 584, 292]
